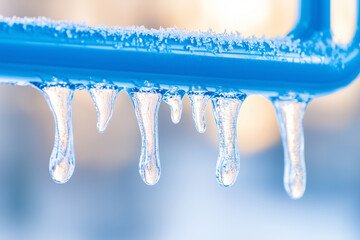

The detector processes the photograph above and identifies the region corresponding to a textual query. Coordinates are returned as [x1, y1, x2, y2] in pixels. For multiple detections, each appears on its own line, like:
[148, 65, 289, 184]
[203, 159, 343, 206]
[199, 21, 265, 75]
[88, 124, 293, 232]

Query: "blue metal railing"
[0, 0, 358, 96]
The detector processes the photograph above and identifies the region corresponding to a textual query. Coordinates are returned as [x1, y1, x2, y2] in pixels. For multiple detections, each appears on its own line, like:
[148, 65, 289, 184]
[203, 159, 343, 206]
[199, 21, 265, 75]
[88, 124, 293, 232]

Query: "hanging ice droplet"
[188, 91, 212, 133]
[212, 92, 246, 187]
[274, 98, 308, 199]
[40, 84, 75, 184]
[88, 86, 119, 133]
[129, 87, 162, 185]
[163, 89, 185, 124]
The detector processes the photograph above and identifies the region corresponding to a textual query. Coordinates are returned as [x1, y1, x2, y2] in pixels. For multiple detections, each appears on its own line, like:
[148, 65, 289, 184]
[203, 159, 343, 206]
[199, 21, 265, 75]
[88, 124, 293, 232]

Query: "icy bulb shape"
[212, 92, 246, 187]
[130, 88, 162, 185]
[89, 87, 119, 133]
[188, 91, 211, 133]
[163, 90, 185, 124]
[41, 85, 75, 184]
[274, 99, 307, 199]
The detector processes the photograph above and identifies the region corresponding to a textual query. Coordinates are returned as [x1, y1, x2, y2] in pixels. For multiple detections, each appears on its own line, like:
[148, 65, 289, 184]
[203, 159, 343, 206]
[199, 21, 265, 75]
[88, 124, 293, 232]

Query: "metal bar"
[291, 0, 331, 39]
[0, 1, 358, 96]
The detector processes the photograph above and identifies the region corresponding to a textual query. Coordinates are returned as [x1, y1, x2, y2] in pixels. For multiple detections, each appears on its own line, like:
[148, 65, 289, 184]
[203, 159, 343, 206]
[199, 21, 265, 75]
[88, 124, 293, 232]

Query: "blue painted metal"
[0, 0, 358, 96]
[291, 0, 331, 39]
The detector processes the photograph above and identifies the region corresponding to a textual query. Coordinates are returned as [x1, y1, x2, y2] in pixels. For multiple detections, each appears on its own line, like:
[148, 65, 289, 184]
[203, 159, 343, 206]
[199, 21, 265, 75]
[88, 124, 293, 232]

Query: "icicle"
[188, 91, 212, 133]
[88, 86, 119, 133]
[40, 84, 75, 184]
[212, 92, 246, 187]
[163, 89, 185, 124]
[273, 98, 308, 199]
[129, 87, 163, 185]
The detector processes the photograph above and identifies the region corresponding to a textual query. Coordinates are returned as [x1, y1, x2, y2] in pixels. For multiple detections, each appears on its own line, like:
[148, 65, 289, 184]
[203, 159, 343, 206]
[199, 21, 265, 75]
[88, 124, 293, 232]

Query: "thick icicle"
[88, 86, 119, 133]
[188, 91, 212, 133]
[163, 89, 185, 124]
[41, 85, 75, 184]
[129, 87, 163, 185]
[274, 98, 308, 199]
[212, 92, 246, 187]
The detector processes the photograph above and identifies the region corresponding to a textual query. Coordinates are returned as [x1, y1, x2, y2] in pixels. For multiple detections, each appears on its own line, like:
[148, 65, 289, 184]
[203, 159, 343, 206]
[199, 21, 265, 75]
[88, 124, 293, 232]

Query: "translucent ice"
[40, 84, 75, 184]
[129, 87, 162, 185]
[212, 92, 246, 187]
[163, 89, 185, 124]
[274, 98, 307, 199]
[88, 86, 119, 133]
[188, 91, 212, 133]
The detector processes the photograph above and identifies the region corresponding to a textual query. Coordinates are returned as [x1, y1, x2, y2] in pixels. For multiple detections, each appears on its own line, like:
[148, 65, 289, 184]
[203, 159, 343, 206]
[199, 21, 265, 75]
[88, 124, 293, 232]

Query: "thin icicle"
[88, 86, 119, 133]
[274, 98, 308, 199]
[129, 87, 163, 185]
[163, 89, 185, 124]
[188, 91, 212, 133]
[212, 92, 246, 187]
[40, 84, 75, 184]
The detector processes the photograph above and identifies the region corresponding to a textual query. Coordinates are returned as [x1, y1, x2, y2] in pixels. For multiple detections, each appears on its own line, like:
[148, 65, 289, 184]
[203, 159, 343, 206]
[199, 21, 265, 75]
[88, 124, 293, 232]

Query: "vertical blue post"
[291, 0, 331, 39]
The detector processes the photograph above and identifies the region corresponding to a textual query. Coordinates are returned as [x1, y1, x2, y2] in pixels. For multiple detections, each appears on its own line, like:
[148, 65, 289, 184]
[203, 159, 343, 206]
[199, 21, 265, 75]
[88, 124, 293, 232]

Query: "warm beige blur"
[332, 0, 357, 43]
[0, 0, 297, 36]
[0, 0, 358, 159]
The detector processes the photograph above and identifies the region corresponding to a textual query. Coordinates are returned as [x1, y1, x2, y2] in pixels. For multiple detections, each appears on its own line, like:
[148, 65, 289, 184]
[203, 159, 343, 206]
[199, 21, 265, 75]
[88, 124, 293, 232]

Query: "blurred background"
[0, 0, 359, 239]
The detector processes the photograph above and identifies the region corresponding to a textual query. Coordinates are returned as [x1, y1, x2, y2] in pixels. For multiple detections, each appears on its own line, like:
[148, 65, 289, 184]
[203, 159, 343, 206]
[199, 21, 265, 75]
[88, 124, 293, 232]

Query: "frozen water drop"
[88, 86, 119, 133]
[188, 91, 211, 133]
[212, 92, 246, 187]
[40, 85, 75, 184]
[163, 89, 185, 124]
[274, 98, 307, 199]
[129, 87, 162, 185]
